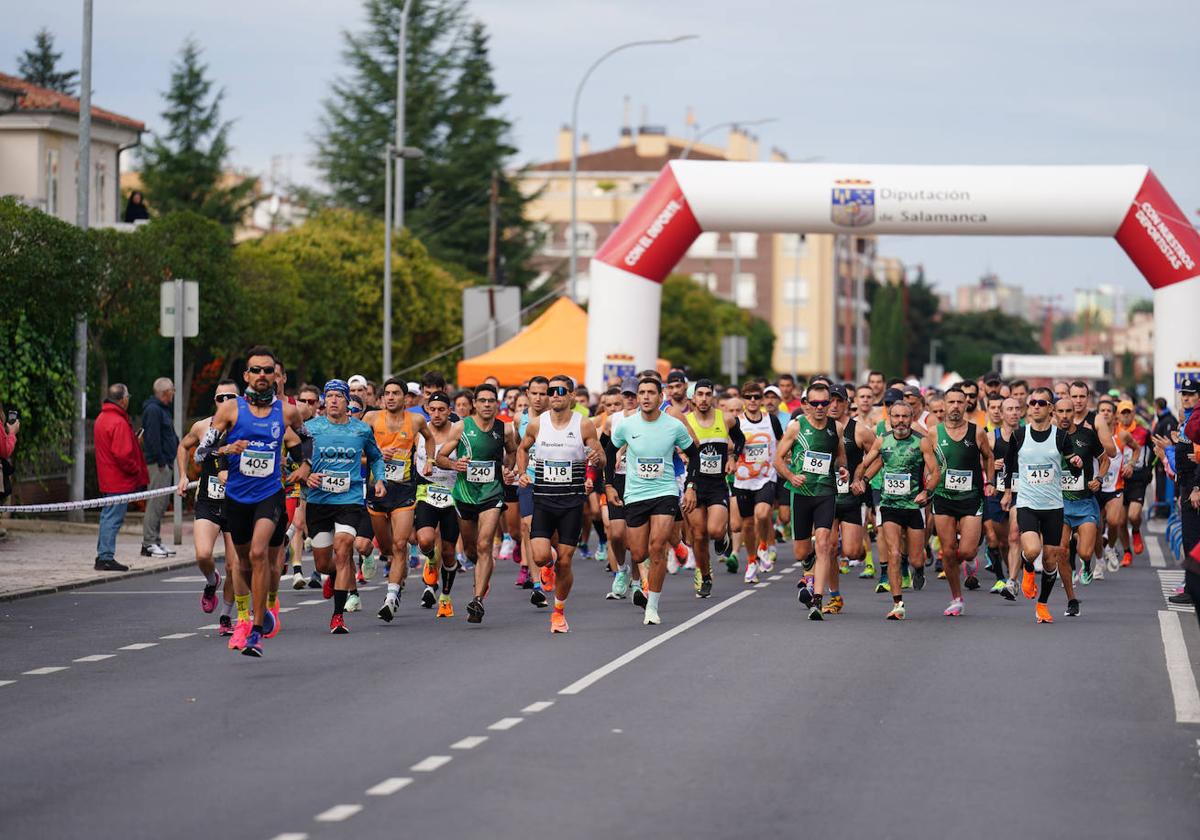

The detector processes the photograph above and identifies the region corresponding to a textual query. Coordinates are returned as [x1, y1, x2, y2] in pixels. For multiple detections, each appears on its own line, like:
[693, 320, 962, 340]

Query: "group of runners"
[176, 346, 1167, 657]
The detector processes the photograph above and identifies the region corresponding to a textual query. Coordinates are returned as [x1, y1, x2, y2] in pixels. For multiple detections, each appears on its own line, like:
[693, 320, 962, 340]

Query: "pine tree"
[138, 39, 253, 230]
[17, 28, 78, 94]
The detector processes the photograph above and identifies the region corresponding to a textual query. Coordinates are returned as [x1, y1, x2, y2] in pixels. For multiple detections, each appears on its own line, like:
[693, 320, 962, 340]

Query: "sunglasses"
[246, 365, 274, 375]
[807, 399, 831, 408]
[297, 397, 319, 405]
[744, 394, 762, 400]
[547, 386, 570, 396]
[349, 405, 363, 414]
[1028, 399, 1051, 407]
[214, 393, 238, 403]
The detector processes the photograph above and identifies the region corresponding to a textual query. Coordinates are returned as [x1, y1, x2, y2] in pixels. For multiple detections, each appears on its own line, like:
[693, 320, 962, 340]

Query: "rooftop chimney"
[635, 125, 668, 158]
[556, 124, 573, 161]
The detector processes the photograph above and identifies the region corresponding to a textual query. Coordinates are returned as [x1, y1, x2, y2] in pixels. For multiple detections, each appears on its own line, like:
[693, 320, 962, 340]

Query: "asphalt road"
[2, 530, 1197, 840]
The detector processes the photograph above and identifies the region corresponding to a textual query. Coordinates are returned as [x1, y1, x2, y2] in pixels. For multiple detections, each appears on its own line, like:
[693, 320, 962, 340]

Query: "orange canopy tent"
[456, 297, 669, 387]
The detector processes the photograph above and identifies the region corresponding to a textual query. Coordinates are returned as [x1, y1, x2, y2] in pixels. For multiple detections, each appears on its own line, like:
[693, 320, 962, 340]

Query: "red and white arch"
[585, 162, 1198, 397]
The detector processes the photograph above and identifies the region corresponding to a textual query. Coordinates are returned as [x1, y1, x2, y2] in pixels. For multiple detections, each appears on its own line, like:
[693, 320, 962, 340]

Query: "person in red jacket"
[94, 383, 149, 571]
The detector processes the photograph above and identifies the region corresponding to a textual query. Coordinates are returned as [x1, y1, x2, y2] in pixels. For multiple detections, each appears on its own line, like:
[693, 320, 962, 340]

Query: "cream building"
[0, 72, 143, 226]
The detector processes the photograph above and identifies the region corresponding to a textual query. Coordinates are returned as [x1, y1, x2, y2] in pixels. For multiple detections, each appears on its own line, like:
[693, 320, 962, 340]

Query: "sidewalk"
[0, 519, 200, 601]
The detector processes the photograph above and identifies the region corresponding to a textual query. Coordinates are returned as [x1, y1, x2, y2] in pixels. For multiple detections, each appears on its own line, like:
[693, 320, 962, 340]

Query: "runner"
[1054, 397, 1108, 614]
[289, 383, 321, 589]
[516, 375, 604, 634]
[610, 376, 701, 625]
[832, 385, 875, 582]
[1115, 400, 1152, 566]
[984, 396, 1021, 593]
[733, 381, 784, 584]
[194, 346, 313, 657]
[1095, 398, 1124, 574]
[411, 392, 461, 618]
[1000, 387, 1084, 624]
[518, 377, 551, 605]
[930, 386, 995, 617]
[436, 383, 519, 624]
[601, 377, 641, 601]
[684, 379, 741, 599]
[862, 400, 938, 620]
[774, 381, 848, 620]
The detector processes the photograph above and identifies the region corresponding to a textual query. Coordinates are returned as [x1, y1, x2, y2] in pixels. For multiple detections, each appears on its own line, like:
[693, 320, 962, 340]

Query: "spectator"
[122, 190, 150, 223]
[94, 384, 149, 571]
[140, 377, 179, 558]
[1152, 396, 1180, 517]
[0, 401, 17, 513]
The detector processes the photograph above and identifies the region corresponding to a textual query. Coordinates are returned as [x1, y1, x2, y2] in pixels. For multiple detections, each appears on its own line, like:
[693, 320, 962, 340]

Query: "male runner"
[1116, 400, 1152, 565]
[610, 377, 701, 625]
[984, 396, 1021, 593]
[774, 381, 848, 620]
[832, 385, 875, 579]
[409, 392, 461, 618]
[684, 379, 741, 599]
[1055, 397, 1108, 611]
[733, 381, 784, 583]
[1095, 398, 1124, 573]
[1001, 388, 1083, 623]
[436, 383, 519, 624]
[602, 377, 639, 601]
[289, 383, 321, 588]
[517, 375, 604, 633]
[519, 377, 551, 604]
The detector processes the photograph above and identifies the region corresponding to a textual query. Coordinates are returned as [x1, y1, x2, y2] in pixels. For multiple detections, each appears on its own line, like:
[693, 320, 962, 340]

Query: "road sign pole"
[173, 277, 184, 546]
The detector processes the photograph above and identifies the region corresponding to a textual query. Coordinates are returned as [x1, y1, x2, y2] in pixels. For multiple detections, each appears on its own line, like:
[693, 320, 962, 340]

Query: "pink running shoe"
[201, 570, 221, 614]
[228, 619, 252, 651]
[265, 598, 281, 639]
[515, 566, 530, 588]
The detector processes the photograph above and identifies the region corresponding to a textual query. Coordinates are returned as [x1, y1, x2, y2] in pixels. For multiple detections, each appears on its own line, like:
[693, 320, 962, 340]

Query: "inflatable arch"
[584, 162, 1198, 398]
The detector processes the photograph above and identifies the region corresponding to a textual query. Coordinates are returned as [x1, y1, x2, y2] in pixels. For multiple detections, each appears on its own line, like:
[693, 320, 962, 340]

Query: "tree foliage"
[659, 275, 775, 379]
[938, 310, 1041, 377]
[868, 281, 908, 379]
[17, 28, 78, 94]
[139, 39, 254, 229]
[903, 271, 940, 375]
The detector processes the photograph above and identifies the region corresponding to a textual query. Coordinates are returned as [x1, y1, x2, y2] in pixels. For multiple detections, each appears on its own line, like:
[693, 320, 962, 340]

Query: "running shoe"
[498, 534, 515, 563]
[540, 562, 557, 591]
[264, 600, 280, 638]
[693, 567, 703, 593]
[409, 546, 422, 569]
[964, 574, 979, 590]
[345, 593, 361, 612]
[797, 582, 813, 607]
[724, 555, 739, 574]
[422, 560, 438, 587]
[839, 559, 850, 575]
[596, 542, 609, 564]
[1094, 561, 1105, 581]
[886, 602, 906, 620]
[744, 560, 760, 585]
[228, 620, 251, 651]
[912, 567, 925, 591]
[308, 571, 322, 589]
[1132, 531, 1145, 555]
[466, 597, 485, 624]
[943, 599, 964, 617]
[241, 629, 263, 657]
[1001, 581, 1017, 601]
[330, 613, 349, 634]
[1120, 550, 1132, 568]
[697, 578, 713, 599]
[826, 594, 845, 614]
[989, 580, 1007, 594]
[632, 585, 648, 608]
[1035, 603, 1053, 624]
[1021, 568, 1037, 599]
[1081, 568, 1093, 586]
[421, 585, 437, 609]
[714, 534, 731, 557]
[936, 569, 947, 580]
[809, 605, 824, 621]
[361, 552, 377, 581]
[608, 567, 631, 599]
[550, 609, 569, 634]
[436, 595, 454, 618]
[874, 581, 891, 594]
[377, 596, 398, 623]
[858, 562, 876, 579]
[457, 551, 473, 571]
[201, 571, 221, 613]
[1168, 592, 1193, 605]
[1064, 599, 1080, 618]
[322, 575, 334, 599]
[1104, 546, 1120, 573]
[292, 570, 307, 590]
[643, 605, 661, 625]
[355, 569, 366, 585]
[667, 547, 682, 575]
[762, 548, 776, 573]
[515, 565, 530, 587]
[577, 542, 593, 561]
[530, 588, 548, 608]
[901, 571, 913, 590]
[218, 614, 234, 636]
[683, 545, 697, 571]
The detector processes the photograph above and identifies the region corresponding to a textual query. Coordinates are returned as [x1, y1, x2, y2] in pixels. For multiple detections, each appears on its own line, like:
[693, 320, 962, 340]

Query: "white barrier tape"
[0, 482, 198, 514]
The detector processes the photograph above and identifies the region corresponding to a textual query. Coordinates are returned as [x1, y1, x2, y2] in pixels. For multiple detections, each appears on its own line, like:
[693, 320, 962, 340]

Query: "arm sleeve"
[729, 419, 746, 457]
[601, 432, 618, 486]
[295, 420, 314, 463]
[682, 441, 700, 484]
[769, 414, 784, 439]
[1004, 428, 1024, 489]
[194, 424, 226, 464]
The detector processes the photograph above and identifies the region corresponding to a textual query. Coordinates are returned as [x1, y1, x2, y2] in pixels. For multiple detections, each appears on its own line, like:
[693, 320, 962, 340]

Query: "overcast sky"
[4, 0, 1196, 302]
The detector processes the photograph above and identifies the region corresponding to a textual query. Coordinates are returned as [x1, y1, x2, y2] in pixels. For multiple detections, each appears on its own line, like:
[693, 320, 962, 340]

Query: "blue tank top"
[225, 398, 286, 504]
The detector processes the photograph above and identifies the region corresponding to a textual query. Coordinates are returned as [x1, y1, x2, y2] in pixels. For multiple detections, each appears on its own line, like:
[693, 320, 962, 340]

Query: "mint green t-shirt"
[611, 411, 693, 504]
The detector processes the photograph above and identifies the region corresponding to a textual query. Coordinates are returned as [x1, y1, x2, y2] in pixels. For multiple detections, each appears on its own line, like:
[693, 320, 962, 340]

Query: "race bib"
[1025, 463, 1054, 485]
[802, 450, 832, 475]
[945, 469, 973, 492]
[206, 475, 225, 500]
[384, 458, 409, 483]
[699, 453, 723, 475]
[467, 460, 495, 483]
[423, 485, 454, 509]
[542, 460, 572, 484]
[636, 457, 665, 481]
[320, 471, 351, 494]
[1061, 471, 1085, 492]
[238, 448, 276, 478]
[883, 472, 912, 495]
[836, 473, 850, 494]
[744, 443, 768, 464]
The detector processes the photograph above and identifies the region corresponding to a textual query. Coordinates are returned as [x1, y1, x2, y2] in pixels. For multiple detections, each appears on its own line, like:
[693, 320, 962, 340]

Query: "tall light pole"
[569, 34, 697, 300]
[383, 144, 425, 379]
[70, 0, 93, 520]
[393, 0, 413, 231]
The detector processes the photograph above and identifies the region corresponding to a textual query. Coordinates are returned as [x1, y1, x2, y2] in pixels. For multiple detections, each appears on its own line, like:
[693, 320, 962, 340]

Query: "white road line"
[366, 777, 412, 796]
[160, 632, 196, 640]
[451, 736, 488, 750]
[411, 755, 452, 772]
[119, 643, 158, 651]
[522, 700, 554, 713]
[73, 654, 116, 662]
[295, 599, 324, 605]
[780, 567, 796, 574]
[23, 666, 68, 675]
[754, 582, 771, 588]
[74, 590, 201, 595]
[268, 833, 308, 840]
[487, 717, 523, 731]
[1147, 537, 1166, 568]
[559, 590, 756, 696]
[768, 574, 783, 581]
[196, 624, 220, 631]
[1158, 610, 1200, 724]
[278, 607, 298, 613]
[0, 680, 16, 687]
[314, 804, 362, 822]
[162, 576, 206, 583]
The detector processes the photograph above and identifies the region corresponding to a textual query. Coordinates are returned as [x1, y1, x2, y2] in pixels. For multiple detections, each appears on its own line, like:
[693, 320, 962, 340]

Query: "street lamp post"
[70, 0, 93, 521]
[393, 0, 412, 231]
[383, 144, 425, 380]
[568, 34, 697, 300]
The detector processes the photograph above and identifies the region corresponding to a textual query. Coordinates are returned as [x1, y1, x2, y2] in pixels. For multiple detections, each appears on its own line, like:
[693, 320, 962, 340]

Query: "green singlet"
[879, 430, 925, 510]
[452, 415, 506, 505]
[787, 416, 839, 498]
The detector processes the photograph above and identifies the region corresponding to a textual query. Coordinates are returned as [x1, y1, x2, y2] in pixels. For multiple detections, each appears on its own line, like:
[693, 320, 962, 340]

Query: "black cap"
[883, 387, 904, 406]
[830, 384, 849, 401]
[666, 370, 688, 384]
[1181, 378, 1199, 395]
[426, 391, 450, 406]
[620, 376, 638, 395]
[694, 378, 715, 392]
[983, 371, 1003, 386]
[902, 385, 922, 397]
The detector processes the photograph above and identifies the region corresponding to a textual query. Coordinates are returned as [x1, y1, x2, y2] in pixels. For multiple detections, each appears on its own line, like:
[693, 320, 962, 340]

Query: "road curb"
[0, 557, 201, 603]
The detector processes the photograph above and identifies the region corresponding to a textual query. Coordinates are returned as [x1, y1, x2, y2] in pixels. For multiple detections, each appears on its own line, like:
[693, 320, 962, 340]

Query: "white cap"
[763, 385, 783, 398]
[347, 374, 368, 389]
[407, 381, 421, 395]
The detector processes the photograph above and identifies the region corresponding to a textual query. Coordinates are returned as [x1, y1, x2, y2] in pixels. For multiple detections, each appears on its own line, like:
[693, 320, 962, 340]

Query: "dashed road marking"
[74, 654, 116, 662]
[268, 833, 308, 840]
[487, 717, 523, 731]
[295, 599, 324, 606]
[1147, 537, 1166, 568]
[162, 576, 206, 583]
[754, 582, 771, 588]
[451, 735, 488, 750]
[522, 700, 554, 713]
[160, 632, 195, 640]
[23, 666, 68, 675]
[197, 624, 221, 630]
[314, 804, 362, 822]
[119, 643, 158, 651]
[768, 574, 783, 581]
[0, 680, 16, 687]
[410, 755, 452, 772]
[1158, 610, 1200, 724]
[365, 777, 412, 796]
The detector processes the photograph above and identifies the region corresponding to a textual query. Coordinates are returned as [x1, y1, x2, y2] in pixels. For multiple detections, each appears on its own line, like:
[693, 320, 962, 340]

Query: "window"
[687, 232, 719, 258]
[569, 222, 596, 253]
[94, 162, 106, 223]
[731, 232, 758, 258]
[781, 327, 809, 353]
[783, 276, 808, 304]
[735, 273, 757, 309]
[45, 149, 59, 216]
[692, 272, 718, 293]
[782, 233, 807, 257]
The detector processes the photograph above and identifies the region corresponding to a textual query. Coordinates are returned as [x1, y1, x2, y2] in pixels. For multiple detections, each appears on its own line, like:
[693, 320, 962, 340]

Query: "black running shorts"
[225, 490, 286, 546]
[531, 500, 585, 544]
[790, 493, 836, 541]
[734, 482, 776, 518]
[1016, 507, 1064, 545]
[623, 495, 680, 529]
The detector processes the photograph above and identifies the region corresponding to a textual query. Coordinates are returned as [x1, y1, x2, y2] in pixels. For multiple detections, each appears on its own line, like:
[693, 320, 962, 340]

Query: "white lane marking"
[0, 680, 16, 687]
[160, 632, 196, 640]
[278, 607, 298, 613]
[410, 755, 452, 772]
[314, 804, 362, 822]
[780, 567, 796, 574]
[487, 717, 523, 731]
[1147, 537, 1166, 568]
[768, 574, 783, 581]
[23, 666, 68, 675]
[754, 582, 771, 588]
[196, 624, 220, 631]
[451, 735, 488, 750]
[1158, 610, 1200, 724]
[119, 643, 158, 650]
[366, 777, 412, 796]
[295, 599, 324, 605]
[268, 834, 308, 840]
[74, 654, 116, 662]
[162, 576, 206, 583]
[522, 700, 554, 713]
[559, 590, 756, 696]
[74, 590, 201, 595]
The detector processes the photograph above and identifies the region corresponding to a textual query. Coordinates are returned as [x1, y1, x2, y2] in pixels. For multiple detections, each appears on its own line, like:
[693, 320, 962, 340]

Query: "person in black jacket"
[1152, 397, 1180, 517]
[123, 191, 150, 223]
[141, 377, 180, 557]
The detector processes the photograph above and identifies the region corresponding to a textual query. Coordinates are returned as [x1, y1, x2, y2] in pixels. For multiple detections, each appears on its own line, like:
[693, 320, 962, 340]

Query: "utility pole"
[487, 169, 499, 284]
[70, 0, 93, 521]
[393, 0, 412, 231]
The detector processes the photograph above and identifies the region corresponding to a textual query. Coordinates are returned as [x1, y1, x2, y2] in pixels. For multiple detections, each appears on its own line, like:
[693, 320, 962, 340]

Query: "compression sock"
[647, 590, 661, 612]
[220, 599, 234, 619]
[387, 582, 401, 600]
[441, 562, 457, 595]
[1038, 570, 1057, 604]
[267, 591, 277, 609]
[235, 594, 250, 623]
[333, 589, 348, 616]
[593, 517, 606, 544]
[204, 569, 219, 586]
[554, 597, 566, 611]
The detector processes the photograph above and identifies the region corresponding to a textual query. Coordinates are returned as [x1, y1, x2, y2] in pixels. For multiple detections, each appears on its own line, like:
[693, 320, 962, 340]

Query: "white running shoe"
[667, 552, 681, 576]
[345, 593, 362, 612]
[760, 549, 776, 574]
[643, 605, 661, 625]
[1105, 546, 1120, 573]
[291, 571, 306, 590]
[943, 598, 964, 617]
[683, 545, 697, 571]
[1093, 559, 1106, 580]
[744, 560, 759, 584]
